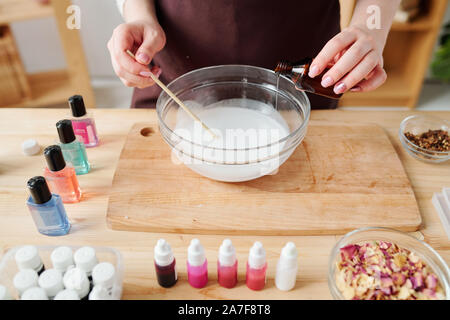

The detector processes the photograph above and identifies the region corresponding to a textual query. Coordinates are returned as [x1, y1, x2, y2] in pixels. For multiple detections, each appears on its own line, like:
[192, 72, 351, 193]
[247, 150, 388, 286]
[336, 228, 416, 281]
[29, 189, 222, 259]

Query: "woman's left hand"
[308, 24, 387, 94]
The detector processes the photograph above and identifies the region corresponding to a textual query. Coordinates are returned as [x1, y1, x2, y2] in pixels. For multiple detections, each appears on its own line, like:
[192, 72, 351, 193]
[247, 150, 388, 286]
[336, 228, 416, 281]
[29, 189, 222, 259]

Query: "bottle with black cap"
[43, 145, 82, 203]
[26, 176, 70, 236]
[56, 119, 90, 175]
[69, 95, 99, 148]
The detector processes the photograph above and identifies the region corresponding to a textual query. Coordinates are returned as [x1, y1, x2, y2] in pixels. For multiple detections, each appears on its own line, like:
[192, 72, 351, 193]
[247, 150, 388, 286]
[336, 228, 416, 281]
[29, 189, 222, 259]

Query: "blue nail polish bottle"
[56, 119, 90, 175]
[26, 176, 71, 236]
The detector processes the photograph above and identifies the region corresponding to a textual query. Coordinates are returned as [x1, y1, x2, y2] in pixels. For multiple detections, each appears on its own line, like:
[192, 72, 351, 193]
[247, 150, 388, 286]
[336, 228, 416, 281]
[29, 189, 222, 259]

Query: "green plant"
[431, 22, 450, 82]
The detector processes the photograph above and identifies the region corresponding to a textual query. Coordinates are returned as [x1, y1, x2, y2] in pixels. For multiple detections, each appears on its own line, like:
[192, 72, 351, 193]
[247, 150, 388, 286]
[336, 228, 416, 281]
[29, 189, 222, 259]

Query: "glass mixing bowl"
[328, 227, 450, 300]
[156, 65, 310, 182]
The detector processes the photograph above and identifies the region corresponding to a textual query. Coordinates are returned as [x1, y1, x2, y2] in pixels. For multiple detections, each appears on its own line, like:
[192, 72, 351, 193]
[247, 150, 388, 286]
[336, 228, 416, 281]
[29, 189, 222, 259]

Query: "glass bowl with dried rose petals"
[328, 227, 450, 300]
[399, 115, 449, 163]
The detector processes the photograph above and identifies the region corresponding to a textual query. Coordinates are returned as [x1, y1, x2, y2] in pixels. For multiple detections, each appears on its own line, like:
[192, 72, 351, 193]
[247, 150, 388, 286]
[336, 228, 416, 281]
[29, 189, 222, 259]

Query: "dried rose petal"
[340, 244, 359, 260]
[392, 272, 406, 286]
[426, 274, 437, 290]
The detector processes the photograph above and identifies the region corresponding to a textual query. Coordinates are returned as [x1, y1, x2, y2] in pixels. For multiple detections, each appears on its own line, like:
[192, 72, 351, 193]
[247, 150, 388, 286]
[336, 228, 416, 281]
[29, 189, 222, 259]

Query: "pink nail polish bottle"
[187, 239, 208, 288]
[246, 241, 267, 291]
[69, 95, 99, 148]
[218, 239, 238, 288]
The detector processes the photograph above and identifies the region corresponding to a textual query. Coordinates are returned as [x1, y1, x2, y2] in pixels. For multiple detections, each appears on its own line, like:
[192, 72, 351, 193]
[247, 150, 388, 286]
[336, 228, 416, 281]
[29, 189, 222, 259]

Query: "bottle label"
[72, 121, 89, 145]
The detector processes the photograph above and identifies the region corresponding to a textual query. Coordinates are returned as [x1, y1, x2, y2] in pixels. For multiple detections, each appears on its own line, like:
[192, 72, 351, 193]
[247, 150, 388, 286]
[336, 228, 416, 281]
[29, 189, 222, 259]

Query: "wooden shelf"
[7, 70, 73, 108]
[0, 0, 95, 108]
[340, 69, 413, 107]
[391, 14, 434, 31]
[0, 0, 53, 25]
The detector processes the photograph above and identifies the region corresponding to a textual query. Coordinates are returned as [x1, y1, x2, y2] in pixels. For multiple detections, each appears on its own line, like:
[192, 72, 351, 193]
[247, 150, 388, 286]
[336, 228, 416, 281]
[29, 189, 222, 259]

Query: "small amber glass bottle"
[275, 58, 342, 99]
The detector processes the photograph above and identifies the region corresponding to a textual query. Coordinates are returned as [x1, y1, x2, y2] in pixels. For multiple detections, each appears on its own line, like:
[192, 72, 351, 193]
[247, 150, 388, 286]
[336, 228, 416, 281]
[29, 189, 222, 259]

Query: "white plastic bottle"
[51, 246, 74, 274]
[15, 245, 45, 274]
[92, 262, 116, 295]
[54, 289, 80, 300]
[63, 267, 90, 300]
[21, 287, 48, 300]
[74, 246, 98, 281]
[38, 269, 64, 299]
[13, 269, 38, 296]
[89, 285, 111, 300]
[275, 242, 298, 291]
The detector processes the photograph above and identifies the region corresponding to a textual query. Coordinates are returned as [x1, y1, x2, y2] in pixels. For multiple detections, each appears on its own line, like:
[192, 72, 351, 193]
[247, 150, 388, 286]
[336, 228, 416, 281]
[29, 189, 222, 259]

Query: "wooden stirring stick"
[126, 50, 217, 139]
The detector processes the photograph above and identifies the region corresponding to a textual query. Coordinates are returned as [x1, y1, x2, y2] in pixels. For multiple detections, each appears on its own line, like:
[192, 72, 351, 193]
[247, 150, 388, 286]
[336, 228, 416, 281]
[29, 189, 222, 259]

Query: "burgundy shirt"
[132, 0, 341, 109]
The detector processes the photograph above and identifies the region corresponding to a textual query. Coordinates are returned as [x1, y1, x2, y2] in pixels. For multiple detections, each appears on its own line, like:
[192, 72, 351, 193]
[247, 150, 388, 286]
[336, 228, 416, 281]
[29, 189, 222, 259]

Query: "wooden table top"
[0, 108, 449, 299]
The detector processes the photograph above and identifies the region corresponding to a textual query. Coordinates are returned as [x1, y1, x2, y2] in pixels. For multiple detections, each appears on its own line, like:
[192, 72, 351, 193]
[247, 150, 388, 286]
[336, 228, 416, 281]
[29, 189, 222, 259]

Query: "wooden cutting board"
[106, 121, 421, 235]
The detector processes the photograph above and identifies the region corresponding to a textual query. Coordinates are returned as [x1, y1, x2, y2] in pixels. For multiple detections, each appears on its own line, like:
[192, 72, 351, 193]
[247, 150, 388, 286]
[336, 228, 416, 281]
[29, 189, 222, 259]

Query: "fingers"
[111, 25, 149, 75]
[320, 39, 373, 88]
[308, 29, 358, 78]
[332, 50, 379, 94]
[108, 22, 165, 89]
[109, 41, 161, 89]
[350, 65, 387, 92]
[135, 28, 166, 65]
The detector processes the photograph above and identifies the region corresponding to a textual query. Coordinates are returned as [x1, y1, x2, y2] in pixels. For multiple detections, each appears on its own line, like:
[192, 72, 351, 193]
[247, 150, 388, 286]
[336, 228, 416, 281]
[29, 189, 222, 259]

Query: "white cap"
[15, 245, 42, 271]
[54, 289, 80, 300]
[0, 285, 13, 300]
[248, 241, 266, 269]
[22, 139, 40, 156]
[187, 239, 206, 266]
[74, 246, 98, 274]
[13, 269, 39, 295]
[63, 267, 90, 299]
[154, 239, 174, 267]
[89, 285, 111, 300]
[92, 262, 115, 289]
[279, 242, 298, 268]
[21, 287, 48, 300]
[51, 246, 74, 273]
[38, 269, 64, 297]
[218, 239, 236, 267]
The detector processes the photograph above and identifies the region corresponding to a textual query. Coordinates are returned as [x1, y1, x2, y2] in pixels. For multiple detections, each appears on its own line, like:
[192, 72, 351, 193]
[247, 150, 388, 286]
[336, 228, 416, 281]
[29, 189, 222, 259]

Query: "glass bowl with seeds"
[399, 115, 449, 163]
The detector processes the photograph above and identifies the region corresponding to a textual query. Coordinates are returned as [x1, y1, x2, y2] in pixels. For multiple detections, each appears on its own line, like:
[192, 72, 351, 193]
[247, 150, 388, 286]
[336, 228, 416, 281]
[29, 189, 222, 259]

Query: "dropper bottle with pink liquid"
[187, 239, 208, 288]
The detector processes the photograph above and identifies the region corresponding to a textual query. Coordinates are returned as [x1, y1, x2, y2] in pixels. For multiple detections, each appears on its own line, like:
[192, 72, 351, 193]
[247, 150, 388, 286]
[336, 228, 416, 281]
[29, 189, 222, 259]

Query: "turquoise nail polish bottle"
[56, 120, 90, 175]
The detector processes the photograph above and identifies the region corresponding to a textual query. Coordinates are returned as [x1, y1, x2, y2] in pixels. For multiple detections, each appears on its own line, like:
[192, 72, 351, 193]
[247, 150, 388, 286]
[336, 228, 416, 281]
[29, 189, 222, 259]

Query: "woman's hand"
[308, 24, 387, 94]
[107, 20, 166, 88]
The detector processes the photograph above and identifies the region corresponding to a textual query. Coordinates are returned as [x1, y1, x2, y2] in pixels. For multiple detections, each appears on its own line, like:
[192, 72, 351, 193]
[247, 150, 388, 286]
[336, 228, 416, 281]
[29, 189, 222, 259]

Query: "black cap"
[27, 176, 52, 204]
[68, 95, 86, 117]
[56, 119, 76, 144]
[44, 145, 66, 172]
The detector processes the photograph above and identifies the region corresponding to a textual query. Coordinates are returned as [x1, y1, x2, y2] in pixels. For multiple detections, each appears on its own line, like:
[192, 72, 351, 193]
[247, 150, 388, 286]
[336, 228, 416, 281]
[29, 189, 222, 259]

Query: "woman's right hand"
[107, 20, 166, 88]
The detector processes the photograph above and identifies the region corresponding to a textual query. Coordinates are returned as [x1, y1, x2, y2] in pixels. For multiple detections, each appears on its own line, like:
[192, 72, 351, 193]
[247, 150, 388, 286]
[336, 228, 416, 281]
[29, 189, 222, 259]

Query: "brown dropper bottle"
[275, 58, 342, 99]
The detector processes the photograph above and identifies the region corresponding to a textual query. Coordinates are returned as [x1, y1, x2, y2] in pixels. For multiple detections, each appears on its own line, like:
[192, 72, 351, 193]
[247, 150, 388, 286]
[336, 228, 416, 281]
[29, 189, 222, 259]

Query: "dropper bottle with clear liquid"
[275, 58, 342, 100]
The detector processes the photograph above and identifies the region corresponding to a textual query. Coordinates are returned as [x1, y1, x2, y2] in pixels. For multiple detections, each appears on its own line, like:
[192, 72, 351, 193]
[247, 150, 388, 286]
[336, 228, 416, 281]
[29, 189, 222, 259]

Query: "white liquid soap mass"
[172, 99, 292, 182]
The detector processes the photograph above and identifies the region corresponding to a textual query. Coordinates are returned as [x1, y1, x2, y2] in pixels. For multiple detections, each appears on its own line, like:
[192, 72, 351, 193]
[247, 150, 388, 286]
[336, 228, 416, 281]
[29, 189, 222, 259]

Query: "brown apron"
[131, 0, 341, 109]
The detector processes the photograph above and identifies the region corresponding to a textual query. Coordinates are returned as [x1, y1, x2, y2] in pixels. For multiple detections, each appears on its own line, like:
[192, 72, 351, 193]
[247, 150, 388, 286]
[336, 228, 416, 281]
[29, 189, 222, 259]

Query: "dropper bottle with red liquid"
[275, 58, 342, 99]
[217, 239, 238, 289]
[246, 242, 267, 291]
[154, 239, 177, 288]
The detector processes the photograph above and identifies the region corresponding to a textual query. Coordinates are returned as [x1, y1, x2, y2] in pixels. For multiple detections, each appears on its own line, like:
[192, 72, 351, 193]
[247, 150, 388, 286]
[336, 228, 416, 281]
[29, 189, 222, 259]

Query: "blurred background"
[0, 0, 449, 110]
